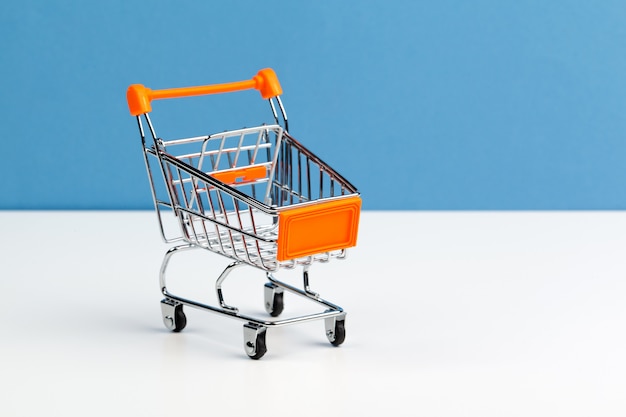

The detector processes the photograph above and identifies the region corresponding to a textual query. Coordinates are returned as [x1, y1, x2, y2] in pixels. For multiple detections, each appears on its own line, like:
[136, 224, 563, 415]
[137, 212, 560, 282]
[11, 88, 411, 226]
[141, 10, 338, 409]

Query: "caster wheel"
[172, 304, 187, 332]
[264, 282, 284, 317]
[244, 324, 267, 360]
[161, 299, 187, 332]
[325, 315, 346, 346]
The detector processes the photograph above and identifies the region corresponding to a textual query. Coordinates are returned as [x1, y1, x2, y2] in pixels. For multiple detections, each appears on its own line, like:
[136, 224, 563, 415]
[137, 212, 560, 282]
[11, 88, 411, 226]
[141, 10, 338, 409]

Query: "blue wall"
[2, 1, 625, 210]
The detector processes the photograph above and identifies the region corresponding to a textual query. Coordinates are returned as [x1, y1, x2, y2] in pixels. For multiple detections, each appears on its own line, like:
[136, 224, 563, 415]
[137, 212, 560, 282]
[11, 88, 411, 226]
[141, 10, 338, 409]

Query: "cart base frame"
[158, 244, 347, 359]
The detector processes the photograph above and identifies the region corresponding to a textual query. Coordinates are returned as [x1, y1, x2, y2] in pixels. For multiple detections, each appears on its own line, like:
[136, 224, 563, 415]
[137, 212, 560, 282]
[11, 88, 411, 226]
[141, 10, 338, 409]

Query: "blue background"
[1, 0, 625, 210]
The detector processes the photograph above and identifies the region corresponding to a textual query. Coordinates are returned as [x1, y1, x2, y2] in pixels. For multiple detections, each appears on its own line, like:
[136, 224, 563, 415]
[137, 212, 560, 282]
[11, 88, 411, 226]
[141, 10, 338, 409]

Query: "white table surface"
[1, 211, 625, 416]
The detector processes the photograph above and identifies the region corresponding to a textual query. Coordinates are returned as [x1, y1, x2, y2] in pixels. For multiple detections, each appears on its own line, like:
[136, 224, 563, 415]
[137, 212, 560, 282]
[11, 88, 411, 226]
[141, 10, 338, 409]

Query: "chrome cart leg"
[264, 280, 284, 317]
[243, 323, 267, 360]
[161, 298, 187, 332]
[160, 244, 195, 296]
[159, 245, 194, 332]
[302, 265, 319, 298]
[324, 312, 346, 346]
[216, 261, 243, 312]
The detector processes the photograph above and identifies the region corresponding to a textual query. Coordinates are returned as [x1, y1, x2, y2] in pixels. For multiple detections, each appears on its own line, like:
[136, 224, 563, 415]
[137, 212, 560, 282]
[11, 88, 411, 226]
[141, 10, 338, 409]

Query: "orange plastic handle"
[127, 68, 282, 116]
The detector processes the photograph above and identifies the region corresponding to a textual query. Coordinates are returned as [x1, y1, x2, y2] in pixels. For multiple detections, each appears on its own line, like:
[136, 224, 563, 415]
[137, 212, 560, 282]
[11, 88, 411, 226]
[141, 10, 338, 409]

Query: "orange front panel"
[276, 196, 361, 261]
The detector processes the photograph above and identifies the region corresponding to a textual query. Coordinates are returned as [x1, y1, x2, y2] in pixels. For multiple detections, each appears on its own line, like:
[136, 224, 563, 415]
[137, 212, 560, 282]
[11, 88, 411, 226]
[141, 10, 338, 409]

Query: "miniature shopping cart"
[126, 68, 361, 359]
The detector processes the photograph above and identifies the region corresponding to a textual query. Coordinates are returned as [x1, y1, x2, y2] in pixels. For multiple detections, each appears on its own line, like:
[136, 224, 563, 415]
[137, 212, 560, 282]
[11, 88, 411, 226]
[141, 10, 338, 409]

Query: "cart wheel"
[161, 299, 187, 332]
[325, 316, 346, 346]
[173, 304, 187, 332]
[264, 282, 284, 317]
[244, 323, 267, 360]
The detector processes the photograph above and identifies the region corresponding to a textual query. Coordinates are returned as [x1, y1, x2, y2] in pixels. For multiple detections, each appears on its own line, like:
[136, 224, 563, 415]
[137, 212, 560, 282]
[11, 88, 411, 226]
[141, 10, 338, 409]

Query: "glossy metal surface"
[134, 94, 357, 357]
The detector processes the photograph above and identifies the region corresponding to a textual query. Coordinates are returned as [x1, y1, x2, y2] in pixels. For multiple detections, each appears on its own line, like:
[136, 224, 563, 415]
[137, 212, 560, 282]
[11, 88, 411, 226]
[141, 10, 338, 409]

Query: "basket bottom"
[185, 219, 346, 271]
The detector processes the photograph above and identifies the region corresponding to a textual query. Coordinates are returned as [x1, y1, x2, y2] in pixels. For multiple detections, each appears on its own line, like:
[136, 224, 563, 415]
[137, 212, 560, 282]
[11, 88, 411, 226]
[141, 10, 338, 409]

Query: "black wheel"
[246, 330, 267, 360]
[173, 304, 187, 332]
[329, 320, 345, 347]
[268, 291, 284, 317]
